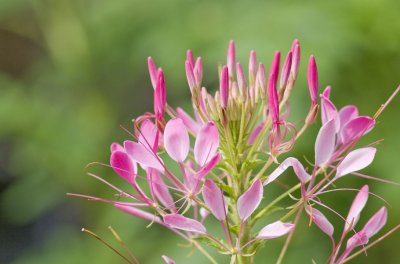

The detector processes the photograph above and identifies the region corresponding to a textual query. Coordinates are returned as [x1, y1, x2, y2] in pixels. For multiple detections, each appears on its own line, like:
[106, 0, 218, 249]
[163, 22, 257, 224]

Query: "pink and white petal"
[176, 107, 201, 134]
[340, 116, 375, 146]
[124, 140, 164, 172]
[306, 206, 334, 237]
[362, 207, 387, 238]
[115, 204, 161, 223]
[346, 231, 369, 250]
[164, 118, 190, 162]
[257, 221, 295, 239]
[336, 147, 376, 178]
[196, 154, 220, 180]
[202, 179, 227, 221]
[110, 151, 137, 183]
[194, 122, 219, 167]
[163, 214, 207, 234]
[315, 119, 336, 167]
[110, 142, 124, 153]
[339, 105, 359, 129]
[149, 169, 176, 212]
[320, 95, 340, 132]
[344, 185, 369, 232]
[264, 157, 310, 186]
[138, 120, 159, 151]
[162, 255, 175, 264]
[248, 122, 264, 145]
[237, 179, 263, 221]
[322, 86, 331, 98]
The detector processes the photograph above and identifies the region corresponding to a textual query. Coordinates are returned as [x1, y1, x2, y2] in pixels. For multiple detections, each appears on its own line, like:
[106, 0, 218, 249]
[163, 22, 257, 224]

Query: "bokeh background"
[0, 0, 399, 263]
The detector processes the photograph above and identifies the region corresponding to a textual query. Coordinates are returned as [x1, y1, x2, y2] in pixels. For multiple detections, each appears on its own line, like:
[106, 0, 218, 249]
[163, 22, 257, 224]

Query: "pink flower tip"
[220, 66, 229, 109]
[307, 55, 318, 105]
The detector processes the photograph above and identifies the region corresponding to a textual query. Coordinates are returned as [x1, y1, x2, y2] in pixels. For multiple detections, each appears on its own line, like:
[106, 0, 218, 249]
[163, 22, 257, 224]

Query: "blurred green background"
[0, 0, 399, 263]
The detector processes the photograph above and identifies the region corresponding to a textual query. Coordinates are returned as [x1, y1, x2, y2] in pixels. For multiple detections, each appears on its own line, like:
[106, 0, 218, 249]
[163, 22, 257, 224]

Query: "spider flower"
[72, 39, 399, 264]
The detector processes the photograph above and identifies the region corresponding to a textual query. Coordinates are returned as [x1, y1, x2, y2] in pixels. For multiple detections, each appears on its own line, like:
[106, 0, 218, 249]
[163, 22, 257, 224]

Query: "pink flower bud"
[249, 50, 257, 84]
[194, 57, 203, 87]
[148, 56, 157, 90]
[307, 55, 318, 106]
[185, 61, 196, 94]
[267, 51, 281, 124]
[220, 66, 229, 109]
[290, 39, 300, 78]
[227, 40, 236, 78]
[280, 51, 292, 89]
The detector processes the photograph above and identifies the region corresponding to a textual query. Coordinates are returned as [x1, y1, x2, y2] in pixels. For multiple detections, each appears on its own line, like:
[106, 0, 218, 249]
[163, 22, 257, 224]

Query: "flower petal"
[315, 119, 336, 166]
[202, 179, 227, 221]
[237, 179, 263, 221]
[115, 204, 161, 223]
[124, 140, 164, 172]
[176, 107, 200, 134]
[307, 206, 334, 237]
[196, 154, 220, 180]
[148, 169, 176, 212]
[336, 147, 376, 178]
[362, 207, 387, 238]
[164, 214, 206, 234]
[340, 116, 375, 145]
[264, 157, 310, 185]
[138, 120, 159, 151]
[162, 255, 175, 264]
[110, 151, 137, 183]
[110, 142, 124, 153]
[344, 185, 369, 232]
[194, 122, 219, 167]
[257, 221, 294, 239]
[164, 118, 190, 162]
[320, 94, 340, 131]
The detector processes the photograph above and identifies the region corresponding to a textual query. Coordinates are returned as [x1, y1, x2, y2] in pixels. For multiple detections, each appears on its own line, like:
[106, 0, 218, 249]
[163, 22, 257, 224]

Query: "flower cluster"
[73, 40, 399, 264]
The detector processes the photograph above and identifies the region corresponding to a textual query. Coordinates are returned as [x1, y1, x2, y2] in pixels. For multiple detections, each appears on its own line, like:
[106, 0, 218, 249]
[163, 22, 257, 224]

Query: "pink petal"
[148, 169, 176, 212]
[306, 206, 334, 237]
[124, 140, 164, 172]
[249, 50, 257, 82]
[194, 122, 219, 167]
[290, 39, 300, 77]
[176, 107, 201, 134]
[264, 157, 310, 185]
[164, 214, 206, 234]
[346, 231, 369, 249]
[110, 151, 137, 183]
[362, 207, 387, 238]
[162, 255, 175, 264]
[340, 116, 375, 146]
[236, 62, 246, 93]
[194, 57, 203, 87]
[115, 203, 161, 223]
[110, 142, 124, 153]
[185, 60, 196, 92]
[315, 119, 336, 166]
[220, 66, 229, 109]
[257, 221, 295, 239]
[147, 57, 157, 90]
[138, 120, 159, 151]
[344, 185, 369, 232]
[339, 105, 359, 129]
[267, 52, 280, 123]
[202, 179, 227, 221]
[307, 55, 318, 105]
[237, 179, 263, 221]
[248, 122, 264, 145]
[320, 95, 340, 131]
[336, 147, 376, 178]
[322, 86, 331, 98]
[195, 154, 220, 181]
[280, 51, 292, 89]
[227, 40, 236, 78]
[164, 118, 190, 162]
